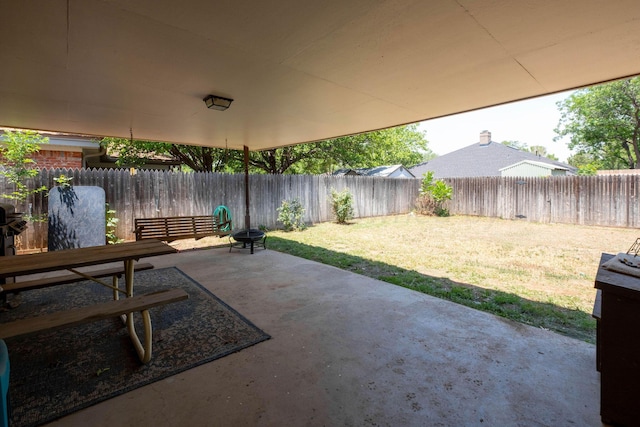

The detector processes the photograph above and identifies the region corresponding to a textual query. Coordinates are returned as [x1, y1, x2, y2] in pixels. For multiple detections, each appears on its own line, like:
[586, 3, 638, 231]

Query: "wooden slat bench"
[134, 215, 232, 242]
[0, 263, 154, 295]
[0, 288, 189, 363]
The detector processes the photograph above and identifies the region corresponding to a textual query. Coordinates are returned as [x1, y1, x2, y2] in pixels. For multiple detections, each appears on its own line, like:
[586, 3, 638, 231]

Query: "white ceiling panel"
[0, 0, 639, 151]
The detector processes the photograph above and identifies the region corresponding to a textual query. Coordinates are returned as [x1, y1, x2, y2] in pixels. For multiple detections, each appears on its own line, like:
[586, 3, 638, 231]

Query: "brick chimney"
[479, 130, 491, 145]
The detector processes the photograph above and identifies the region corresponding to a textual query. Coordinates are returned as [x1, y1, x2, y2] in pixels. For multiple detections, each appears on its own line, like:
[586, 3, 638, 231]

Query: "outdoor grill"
[0, 203, 26, 257]
[0, 203, 26, 295]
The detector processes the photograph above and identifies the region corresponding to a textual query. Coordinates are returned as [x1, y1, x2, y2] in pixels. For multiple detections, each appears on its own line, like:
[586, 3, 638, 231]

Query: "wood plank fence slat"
[4, 170, 640, 252]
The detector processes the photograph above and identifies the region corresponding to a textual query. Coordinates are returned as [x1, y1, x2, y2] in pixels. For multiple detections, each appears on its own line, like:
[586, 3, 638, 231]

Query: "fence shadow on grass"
[265, 236, 596, 344]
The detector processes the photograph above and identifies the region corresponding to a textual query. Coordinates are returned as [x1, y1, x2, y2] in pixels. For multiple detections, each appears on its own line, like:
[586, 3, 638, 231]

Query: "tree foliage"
[249, 124, 432, 174]
[249, 144, 328, 175]
[501, 141, 558, 160]
[320, 124, 433, 171]
[566, 152, 601, 175]
[555, 77, 640, 169]
[101, 137, 240, 173]
[0, 130, 48, 207]
[102, 124, 432, 175]
[501, 140, 528, 151]
[528, 145, 558, 160]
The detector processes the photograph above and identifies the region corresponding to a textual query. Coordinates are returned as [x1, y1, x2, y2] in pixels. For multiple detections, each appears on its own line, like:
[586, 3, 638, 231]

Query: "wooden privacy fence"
[444, 175, 640, 227]
[5, 170, 640, 252]
[6, 169, 420, 251]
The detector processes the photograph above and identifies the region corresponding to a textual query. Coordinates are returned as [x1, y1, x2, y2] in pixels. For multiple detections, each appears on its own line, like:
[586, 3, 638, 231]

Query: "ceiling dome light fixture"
[203, 94, 233, 111]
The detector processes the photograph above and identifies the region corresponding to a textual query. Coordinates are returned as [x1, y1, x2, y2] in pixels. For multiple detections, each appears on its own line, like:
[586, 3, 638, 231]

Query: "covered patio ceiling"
[1, 0, 639, 151]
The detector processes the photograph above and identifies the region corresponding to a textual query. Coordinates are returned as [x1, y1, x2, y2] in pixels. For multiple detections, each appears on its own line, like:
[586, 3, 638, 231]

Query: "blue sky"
[418, 90, 575, 162]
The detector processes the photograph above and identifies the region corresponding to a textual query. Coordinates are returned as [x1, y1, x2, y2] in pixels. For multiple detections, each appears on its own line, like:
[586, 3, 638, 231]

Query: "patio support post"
[244, 145, 250, 230]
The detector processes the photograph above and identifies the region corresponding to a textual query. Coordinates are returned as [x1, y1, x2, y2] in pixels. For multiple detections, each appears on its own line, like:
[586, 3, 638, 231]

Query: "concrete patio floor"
[46, 246, 601, 427]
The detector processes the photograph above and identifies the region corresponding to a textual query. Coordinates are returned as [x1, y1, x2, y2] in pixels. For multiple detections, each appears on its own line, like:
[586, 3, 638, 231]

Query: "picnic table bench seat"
[0, 263, 154, 295]
[134, 215, 232, 242]
[0, 288, 189, 363]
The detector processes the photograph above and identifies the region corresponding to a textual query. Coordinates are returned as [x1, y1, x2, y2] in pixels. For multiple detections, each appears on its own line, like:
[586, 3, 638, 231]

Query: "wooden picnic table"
[0, 239, 176, 296]
[0, 240, 180, 363]
[0, 239, 176, 279]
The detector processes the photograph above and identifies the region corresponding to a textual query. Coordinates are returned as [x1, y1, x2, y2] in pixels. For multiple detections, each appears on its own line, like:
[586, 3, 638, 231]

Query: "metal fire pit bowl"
[229, 229, 266, 254]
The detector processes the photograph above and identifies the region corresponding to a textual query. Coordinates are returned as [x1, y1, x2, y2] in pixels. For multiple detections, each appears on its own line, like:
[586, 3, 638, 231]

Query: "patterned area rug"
[1, 267, 270, 427]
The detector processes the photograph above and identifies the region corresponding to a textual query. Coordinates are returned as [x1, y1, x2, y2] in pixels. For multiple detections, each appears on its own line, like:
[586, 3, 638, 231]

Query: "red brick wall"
[32, 150, 83, 169]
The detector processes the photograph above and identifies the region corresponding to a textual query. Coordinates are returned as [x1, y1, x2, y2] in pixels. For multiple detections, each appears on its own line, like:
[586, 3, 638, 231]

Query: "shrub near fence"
[6, 169, 420, 252]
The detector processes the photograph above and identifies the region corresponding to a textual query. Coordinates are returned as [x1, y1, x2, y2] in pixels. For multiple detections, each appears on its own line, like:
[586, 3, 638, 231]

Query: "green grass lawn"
[264, 214, 636, 343]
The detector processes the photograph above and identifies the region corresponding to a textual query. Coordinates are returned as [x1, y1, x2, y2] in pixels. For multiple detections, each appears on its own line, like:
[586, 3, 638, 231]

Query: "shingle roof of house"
[410, 134, 576, 178]
[498, 160, 570, 172]
[332, 168, 359, 176]
[333, 165, 415, 178]
[355, 165, 415, 178]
